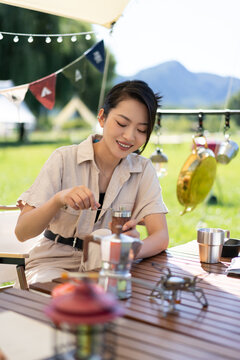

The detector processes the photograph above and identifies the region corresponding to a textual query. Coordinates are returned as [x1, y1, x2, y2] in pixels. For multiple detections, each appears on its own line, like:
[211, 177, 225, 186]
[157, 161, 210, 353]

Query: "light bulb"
[57, 36, 63, 43]
[13, 35, 19, 43]
[71, 35, 77, 42]
[45, 36, 51, 43]
[85, 34, 91, 40]
[28, 36, 34, 43]
[0, 33, 3, 40]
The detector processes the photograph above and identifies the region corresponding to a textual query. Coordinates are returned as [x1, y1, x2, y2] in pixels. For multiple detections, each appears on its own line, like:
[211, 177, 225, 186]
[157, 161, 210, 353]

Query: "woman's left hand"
[122, 219, 140, 238]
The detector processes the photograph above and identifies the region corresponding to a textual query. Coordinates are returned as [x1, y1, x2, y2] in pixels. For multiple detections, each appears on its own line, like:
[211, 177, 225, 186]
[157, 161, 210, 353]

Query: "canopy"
[0, 0, 130, 28]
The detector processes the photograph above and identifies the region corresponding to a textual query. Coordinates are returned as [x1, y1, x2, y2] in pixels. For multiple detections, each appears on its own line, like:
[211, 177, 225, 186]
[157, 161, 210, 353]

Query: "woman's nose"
[123, 127, 135, 142]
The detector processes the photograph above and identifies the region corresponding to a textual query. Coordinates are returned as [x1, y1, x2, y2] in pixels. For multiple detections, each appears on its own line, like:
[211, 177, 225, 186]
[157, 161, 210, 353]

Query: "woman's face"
[98, 98, 148, 160]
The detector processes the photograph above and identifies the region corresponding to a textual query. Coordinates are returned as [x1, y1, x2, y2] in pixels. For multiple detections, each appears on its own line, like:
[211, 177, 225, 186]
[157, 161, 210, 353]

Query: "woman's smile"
[116, 140, 133, 151]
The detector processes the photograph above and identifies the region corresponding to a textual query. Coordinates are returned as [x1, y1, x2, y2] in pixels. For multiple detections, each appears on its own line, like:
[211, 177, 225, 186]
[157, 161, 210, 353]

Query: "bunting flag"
[0, 84, 29, 106]
[29, 73, 56, 110]
[0, 40, 104, 111]
[84, 40, 105, 73]
[62, 58, 84, 87]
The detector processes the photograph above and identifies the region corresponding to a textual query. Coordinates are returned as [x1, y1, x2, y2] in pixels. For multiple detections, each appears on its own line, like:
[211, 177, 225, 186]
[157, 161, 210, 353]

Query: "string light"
[0, 30, 97, 44]
[71, 35, 77, 42]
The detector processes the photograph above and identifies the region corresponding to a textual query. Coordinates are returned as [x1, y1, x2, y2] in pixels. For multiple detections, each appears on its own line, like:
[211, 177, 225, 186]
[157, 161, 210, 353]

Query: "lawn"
[1, 130, 239, 247]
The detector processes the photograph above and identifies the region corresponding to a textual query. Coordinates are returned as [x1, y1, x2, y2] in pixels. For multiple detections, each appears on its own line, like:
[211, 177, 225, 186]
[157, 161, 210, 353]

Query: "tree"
[0, 4, 116, 117]
[227, 91, 240, 126]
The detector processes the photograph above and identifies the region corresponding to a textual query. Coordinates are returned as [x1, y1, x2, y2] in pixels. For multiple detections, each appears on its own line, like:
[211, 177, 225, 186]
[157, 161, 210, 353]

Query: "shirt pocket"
[60, 206, 81, 217]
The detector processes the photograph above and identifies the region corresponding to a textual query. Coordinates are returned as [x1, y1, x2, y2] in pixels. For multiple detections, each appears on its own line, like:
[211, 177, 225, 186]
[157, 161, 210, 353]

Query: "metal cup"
[216, 138, 239, 164]
[197, 228, 230, 263]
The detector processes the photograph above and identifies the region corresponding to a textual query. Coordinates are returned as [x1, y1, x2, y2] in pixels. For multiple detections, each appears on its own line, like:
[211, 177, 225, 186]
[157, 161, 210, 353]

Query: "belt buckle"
[73, 237, 77, 248]
[55, 234, 60, 244]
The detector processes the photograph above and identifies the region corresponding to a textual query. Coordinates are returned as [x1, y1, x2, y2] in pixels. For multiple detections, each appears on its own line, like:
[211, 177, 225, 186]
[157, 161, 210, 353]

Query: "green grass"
[1, 131, 240, 247]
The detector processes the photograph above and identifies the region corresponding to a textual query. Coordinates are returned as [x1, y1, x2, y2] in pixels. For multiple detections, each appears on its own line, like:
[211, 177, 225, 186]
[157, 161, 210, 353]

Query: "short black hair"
[103, 80, 161, 153]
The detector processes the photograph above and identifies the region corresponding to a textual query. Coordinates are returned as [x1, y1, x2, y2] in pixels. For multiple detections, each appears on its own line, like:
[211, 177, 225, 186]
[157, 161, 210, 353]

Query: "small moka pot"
[84, 225, 142, 299]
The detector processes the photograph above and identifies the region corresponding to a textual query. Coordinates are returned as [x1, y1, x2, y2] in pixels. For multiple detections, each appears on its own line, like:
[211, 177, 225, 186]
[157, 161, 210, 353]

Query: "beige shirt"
[19, 134, 168, 239]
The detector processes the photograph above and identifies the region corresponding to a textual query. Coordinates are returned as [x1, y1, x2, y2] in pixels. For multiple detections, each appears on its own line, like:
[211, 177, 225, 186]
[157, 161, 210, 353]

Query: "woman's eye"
[116, 121, 126, 127]
[138, 129, 147, 134]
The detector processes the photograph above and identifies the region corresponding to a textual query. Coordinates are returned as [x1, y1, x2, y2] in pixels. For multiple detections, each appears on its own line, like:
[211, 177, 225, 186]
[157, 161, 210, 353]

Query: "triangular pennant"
[62, 58, 84, 87]
[29, 73, 56, 110]
[84, 40, 105, 73]
[75, 70, 82, 82]
[0, 84, 29, 106]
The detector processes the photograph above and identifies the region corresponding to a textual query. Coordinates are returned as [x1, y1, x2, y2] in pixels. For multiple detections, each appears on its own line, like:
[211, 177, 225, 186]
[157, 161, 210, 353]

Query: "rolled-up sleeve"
[18, 149, 63, 208]
[133, 160, 168, 221]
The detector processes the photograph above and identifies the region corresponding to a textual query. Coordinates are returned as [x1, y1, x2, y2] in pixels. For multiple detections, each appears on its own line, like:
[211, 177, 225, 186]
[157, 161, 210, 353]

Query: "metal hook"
[224, 111, 230, 135]
[197, 112, 204, 136]
[154, 113, 162, 146]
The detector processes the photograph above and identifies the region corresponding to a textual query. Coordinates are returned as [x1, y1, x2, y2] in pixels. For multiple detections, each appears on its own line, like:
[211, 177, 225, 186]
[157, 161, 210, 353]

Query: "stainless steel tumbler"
[197, 228, 230, 263]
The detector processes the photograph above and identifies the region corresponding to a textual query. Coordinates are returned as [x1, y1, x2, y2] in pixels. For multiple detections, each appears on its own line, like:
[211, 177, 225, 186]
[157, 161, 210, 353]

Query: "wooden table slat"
[1, 240, 240, 360]
[117, 318, 240, 360]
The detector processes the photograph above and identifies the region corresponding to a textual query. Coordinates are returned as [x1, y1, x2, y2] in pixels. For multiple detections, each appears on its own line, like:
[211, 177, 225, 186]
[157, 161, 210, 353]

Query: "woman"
[15, 80, 169, 284]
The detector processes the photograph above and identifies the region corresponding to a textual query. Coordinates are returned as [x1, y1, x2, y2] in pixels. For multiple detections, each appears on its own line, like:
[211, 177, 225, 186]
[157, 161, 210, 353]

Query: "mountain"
[114, 61, 240, 107]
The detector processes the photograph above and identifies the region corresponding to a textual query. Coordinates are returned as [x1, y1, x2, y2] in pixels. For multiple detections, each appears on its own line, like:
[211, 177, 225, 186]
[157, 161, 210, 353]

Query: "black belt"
[44, 229, 84, 250]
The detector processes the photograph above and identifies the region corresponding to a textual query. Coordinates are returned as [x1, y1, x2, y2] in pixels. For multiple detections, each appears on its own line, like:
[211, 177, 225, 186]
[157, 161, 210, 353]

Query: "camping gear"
[177, 135, 217, 214]
[197, 228, 229, 263]
[45, 279, 123, 359]
[221, 238, 240, 258]
[216, 134, 239, 164]
[0, 0, 130, 28]
[83, 227, 142, 299]
[150, 113, 168, 178]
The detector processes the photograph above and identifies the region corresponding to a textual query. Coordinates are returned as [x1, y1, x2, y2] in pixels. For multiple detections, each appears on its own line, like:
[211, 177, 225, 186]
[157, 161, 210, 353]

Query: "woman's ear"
[97, 108, 105, 128]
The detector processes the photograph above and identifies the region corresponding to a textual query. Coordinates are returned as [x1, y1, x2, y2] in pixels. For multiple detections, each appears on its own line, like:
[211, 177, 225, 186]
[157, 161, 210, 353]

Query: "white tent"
[0, 80, 36, 134]
[54, 96, 96, 129]
[0, 0, 130, 28]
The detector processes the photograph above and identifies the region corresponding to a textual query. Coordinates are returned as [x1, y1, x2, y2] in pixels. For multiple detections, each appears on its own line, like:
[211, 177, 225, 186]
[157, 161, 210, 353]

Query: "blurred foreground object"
[45, 278, 123, 359]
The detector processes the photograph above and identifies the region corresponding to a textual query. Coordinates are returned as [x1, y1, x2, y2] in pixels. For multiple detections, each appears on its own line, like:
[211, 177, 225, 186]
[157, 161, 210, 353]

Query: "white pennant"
[0, 84, 29, 106]
[41, 87, 52, 97]
[75, 69, 82, 82]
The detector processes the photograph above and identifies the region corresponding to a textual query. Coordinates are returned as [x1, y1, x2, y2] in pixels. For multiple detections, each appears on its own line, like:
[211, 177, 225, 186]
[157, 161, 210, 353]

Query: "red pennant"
[29, 73, 56, 110]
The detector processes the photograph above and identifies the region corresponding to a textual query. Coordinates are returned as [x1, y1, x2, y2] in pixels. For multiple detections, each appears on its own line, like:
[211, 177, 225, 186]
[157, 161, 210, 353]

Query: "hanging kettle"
[177, 135, 217, 215]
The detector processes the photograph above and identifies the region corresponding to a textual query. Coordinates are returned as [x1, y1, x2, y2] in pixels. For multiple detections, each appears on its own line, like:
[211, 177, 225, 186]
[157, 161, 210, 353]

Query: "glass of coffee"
[111, 209, 131, 234]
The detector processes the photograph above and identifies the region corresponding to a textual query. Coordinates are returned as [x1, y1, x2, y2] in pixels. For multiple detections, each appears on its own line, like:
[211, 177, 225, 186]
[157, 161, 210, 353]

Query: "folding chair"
[0, 207, 38, 290]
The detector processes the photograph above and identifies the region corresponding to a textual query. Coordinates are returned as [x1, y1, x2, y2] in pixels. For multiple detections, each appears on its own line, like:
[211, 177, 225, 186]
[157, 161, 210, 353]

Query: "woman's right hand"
[55, 186, 100, 211]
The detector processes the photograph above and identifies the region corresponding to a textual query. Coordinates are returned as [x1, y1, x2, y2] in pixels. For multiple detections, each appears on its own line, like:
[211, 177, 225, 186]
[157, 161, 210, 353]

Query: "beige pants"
[26, 229, 111, 284]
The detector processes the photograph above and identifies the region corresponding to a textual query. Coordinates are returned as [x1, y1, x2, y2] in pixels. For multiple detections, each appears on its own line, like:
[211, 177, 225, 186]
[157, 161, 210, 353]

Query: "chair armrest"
[0, 253, 29, 267]
[0, 253, 29, 258]
[0, 205, 18, 210]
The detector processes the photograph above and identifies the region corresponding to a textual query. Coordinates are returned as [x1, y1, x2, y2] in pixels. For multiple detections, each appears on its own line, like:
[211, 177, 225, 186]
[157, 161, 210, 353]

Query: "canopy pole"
[97, 23, 115, 111]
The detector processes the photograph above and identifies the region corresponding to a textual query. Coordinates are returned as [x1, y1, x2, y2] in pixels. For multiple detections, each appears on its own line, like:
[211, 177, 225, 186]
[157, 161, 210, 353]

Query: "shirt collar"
[77, 134, 99, 164]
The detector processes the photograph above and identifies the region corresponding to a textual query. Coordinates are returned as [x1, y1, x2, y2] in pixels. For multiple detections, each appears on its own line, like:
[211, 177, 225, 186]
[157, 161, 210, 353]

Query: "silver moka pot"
[84, 227, 142, 299]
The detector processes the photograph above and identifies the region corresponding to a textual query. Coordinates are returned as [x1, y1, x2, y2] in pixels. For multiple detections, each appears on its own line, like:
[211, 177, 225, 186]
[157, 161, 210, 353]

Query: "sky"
[93, 0, 240, 79]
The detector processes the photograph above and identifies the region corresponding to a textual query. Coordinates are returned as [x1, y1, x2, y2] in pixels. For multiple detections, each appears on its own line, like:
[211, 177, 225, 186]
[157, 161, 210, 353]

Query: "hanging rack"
[157, 109, 240, 116]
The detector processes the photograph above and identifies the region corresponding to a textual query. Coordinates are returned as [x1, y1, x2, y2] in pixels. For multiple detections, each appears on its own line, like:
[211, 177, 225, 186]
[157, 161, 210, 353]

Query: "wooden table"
[1, 240, 240, 359]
